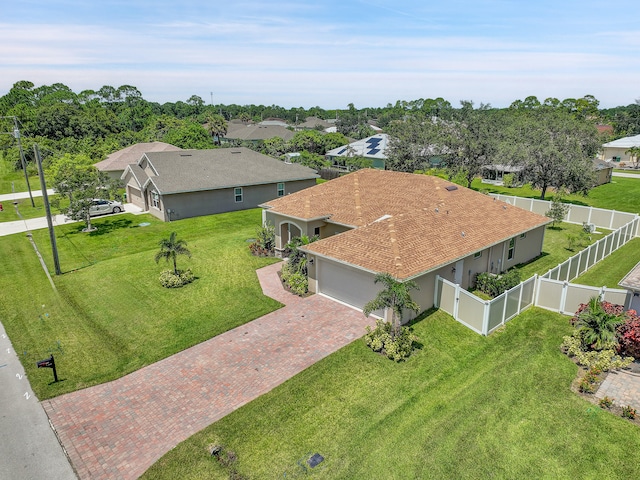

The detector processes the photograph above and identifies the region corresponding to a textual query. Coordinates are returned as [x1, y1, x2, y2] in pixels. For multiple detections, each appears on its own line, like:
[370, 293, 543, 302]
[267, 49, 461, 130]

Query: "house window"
[520, 232, 527, 239]
[507, 237, 516, 260]
[277, 182, 285, 197]
[613, 156, 621, 162]
[234, 187, 243, 203]
[314, 227, 320, 236]
[474, 251, 482, 259]
[151, 191, 160, 210]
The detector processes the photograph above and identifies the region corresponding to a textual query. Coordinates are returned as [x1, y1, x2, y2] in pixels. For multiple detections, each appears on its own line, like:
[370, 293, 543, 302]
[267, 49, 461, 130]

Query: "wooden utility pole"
[34, 144, 61, 275]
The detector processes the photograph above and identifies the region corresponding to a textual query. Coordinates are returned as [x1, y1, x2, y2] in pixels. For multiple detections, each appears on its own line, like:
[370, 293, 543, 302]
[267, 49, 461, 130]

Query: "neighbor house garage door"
[127, 186, 144, 209]
[317, 258, 379, 311]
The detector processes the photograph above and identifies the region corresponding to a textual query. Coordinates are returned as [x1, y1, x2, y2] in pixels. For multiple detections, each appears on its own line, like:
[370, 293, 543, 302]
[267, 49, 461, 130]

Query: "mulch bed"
[569, 361, 640, 427]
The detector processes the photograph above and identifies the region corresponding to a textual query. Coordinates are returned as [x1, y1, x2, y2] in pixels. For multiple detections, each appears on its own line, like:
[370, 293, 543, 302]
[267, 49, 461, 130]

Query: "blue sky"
[1, 0, 638, 108]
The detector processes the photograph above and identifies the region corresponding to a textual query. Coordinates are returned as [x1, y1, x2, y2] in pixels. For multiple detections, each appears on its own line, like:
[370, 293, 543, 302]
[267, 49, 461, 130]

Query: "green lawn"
[0, 195, 54, 222]
[0, 209, 282, 399]
[142, 308, 640, 479]
[576, 237, 640, 288]
[0, 158, 39, 194]
[614, 169, 640, 174]
[515, 222, 609, 280]
[471, 177, 640, 214]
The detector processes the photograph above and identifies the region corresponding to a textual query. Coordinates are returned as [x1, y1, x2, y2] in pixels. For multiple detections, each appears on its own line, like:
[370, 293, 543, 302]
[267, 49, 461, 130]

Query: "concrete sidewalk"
[0, 203, 145, 237]
[0, 188, 55, 202]
[0, 322, 76, 479]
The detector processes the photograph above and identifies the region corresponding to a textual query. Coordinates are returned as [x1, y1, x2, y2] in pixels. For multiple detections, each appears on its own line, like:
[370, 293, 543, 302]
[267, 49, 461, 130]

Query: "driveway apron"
[42, 262, 374, 479]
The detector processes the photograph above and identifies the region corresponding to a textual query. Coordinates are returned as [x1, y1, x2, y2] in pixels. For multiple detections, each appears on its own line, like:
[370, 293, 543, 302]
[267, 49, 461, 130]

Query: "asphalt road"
[0, 322, 76, 479]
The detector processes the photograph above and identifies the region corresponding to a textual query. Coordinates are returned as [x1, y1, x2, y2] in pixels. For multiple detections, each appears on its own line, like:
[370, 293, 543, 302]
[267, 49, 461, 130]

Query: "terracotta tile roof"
[263, 169, 551, 280]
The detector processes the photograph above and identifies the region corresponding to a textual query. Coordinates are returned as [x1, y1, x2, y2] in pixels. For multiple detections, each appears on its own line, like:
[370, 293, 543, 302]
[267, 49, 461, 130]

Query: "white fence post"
[559, 282, 569, 314]
[453, 283, 460, 319]
[482, 302, 490, 335]
[434, 275, 440, 308]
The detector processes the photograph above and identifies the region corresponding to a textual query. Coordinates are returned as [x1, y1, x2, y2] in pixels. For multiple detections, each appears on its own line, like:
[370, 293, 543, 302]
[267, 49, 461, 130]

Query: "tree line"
[1, 80, 638, 201]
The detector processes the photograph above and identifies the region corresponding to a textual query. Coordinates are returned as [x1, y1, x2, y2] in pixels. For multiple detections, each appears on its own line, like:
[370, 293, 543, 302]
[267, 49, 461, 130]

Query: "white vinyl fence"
[435, 201, 639, 335]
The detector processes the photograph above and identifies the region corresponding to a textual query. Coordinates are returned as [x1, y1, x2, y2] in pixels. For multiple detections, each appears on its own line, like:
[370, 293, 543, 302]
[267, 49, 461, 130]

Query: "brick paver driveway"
[43, 262, 374, 479]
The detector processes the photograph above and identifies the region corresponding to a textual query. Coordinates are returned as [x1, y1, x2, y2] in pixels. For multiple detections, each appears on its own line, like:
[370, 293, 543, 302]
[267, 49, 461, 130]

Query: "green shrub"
[159, 269, 195, 288]
[579, 378, 596, 393]
[475, 269, 521, 297]
[502, 173, 515, 187]
[249, 222, 275, 256]
[364, 319, 418, 362]
[622, 405, 637, 419]
[566, 233, 578, 251]
[561, 331, 634, 371]
[598, 396, 614, 409]
[280, 261, 308, 296]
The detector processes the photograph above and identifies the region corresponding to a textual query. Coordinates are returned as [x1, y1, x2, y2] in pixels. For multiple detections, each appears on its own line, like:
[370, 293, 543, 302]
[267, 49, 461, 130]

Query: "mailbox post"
[37, 355, 58, 382]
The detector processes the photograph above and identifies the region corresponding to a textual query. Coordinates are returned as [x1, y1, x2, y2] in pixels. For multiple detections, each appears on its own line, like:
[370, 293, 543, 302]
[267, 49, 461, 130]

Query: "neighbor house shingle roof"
[262, 169, 551, 280]
[138, 147, 318, 195]
[223, 124, 295, 141]
[95, 142, 181, 172]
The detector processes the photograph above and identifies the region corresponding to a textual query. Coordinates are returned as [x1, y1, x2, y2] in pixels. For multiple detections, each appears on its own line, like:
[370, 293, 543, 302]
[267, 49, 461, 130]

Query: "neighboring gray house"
[95, 142, 181, 180]
[222, 124, 295, 143]
[121, 147, 318, 222]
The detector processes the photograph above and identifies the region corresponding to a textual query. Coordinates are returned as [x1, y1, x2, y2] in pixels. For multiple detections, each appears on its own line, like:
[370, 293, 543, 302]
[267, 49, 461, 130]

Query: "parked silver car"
[89, 199, 123, 216]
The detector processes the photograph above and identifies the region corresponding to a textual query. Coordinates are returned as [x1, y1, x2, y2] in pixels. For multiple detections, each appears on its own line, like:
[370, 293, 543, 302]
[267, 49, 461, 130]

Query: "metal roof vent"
[445, 185, 458, 191]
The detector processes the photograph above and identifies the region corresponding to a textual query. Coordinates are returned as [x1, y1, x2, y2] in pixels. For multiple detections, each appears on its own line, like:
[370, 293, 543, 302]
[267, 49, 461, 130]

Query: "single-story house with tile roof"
[325, 133, 389, 170]
[95, 142, 181, 180]
[222, 124, 295, 143]
[121, 147, 318, 221]
[260, 169, 551, 320]
[601, 134, 640, 165]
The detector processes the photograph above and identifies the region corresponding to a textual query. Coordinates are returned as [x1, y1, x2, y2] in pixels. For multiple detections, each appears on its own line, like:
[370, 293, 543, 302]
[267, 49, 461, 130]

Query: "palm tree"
[626, 146, 640, 169]
[155, 232, 191, 275]
[363, 273, 420, 337]
[206, 113, 228, 146]
[575, 297, 624, 350]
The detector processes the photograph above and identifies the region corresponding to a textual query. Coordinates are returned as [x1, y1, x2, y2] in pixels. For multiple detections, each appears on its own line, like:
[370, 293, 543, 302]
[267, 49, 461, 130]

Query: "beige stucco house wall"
[262, 170, 550, 322]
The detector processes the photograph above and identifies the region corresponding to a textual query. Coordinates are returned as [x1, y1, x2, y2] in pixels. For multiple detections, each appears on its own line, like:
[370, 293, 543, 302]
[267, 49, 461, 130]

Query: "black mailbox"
[36, 355, 58, 382]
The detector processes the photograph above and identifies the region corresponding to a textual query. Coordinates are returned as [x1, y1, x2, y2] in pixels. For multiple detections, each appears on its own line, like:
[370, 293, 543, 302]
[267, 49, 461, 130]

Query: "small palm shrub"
[249, 222, 275, 257]
[364, 319, 418, 362]
[159, 269, 194, 288]
[573, 297, 625, 351]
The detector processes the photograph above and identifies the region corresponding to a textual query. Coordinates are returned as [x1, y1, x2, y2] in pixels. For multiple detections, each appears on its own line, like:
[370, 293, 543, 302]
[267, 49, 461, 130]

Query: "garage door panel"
[318, 259, 379, 311]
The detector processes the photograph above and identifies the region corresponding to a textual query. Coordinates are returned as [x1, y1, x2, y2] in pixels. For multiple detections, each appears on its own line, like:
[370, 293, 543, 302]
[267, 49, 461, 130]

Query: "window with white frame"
[234, 187, 243, 203]
[474, 251, 482, 259]
[520, 232, 527, 239]
[277, 182, 285, 197]
[151, 191, 160, 209]
[507, 237, 516, 260]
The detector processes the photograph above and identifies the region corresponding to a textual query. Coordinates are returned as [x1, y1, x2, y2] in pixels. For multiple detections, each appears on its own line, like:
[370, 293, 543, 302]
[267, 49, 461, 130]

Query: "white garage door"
[317, 258, 380, 311]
